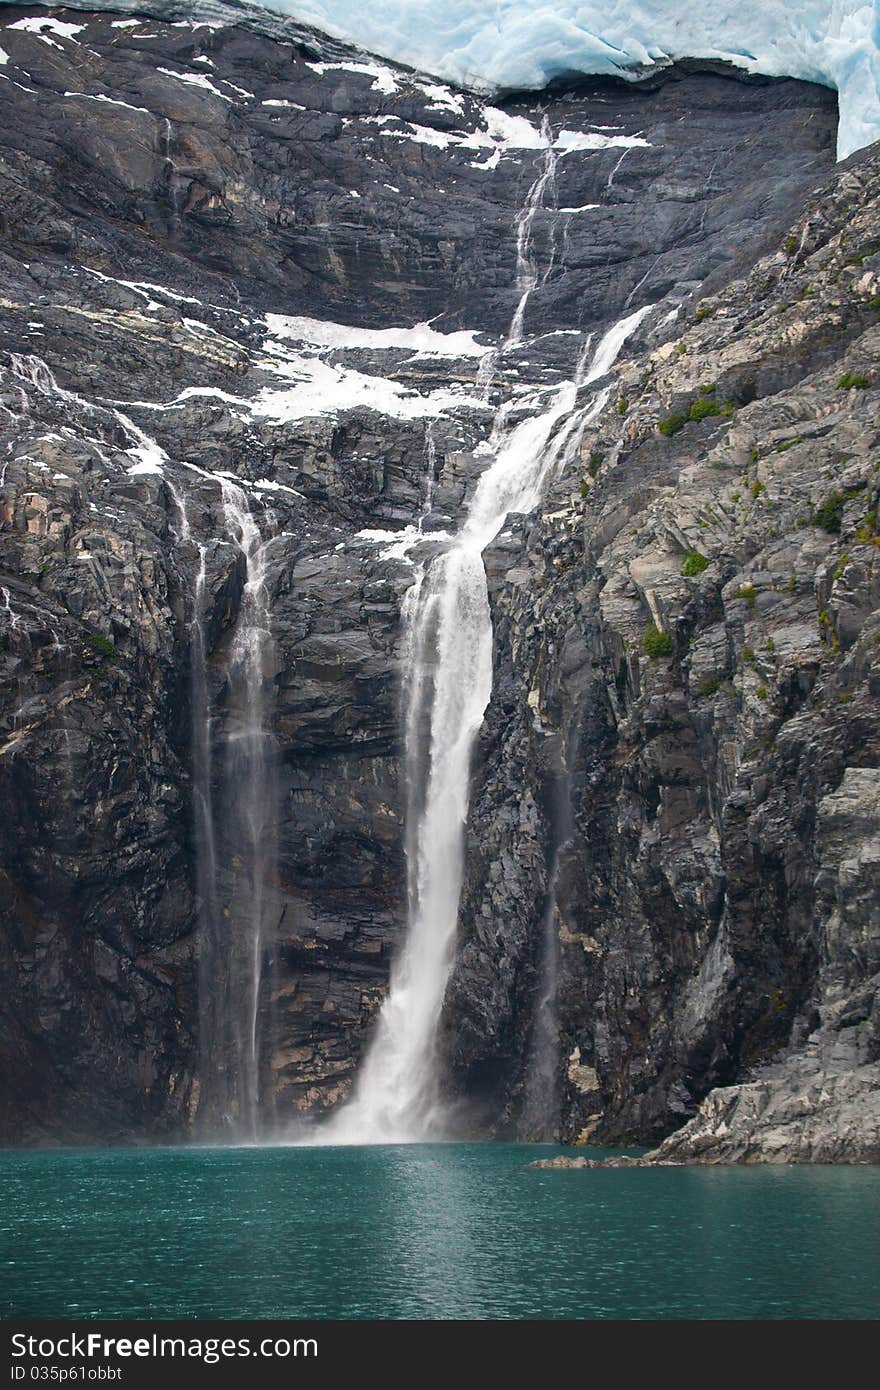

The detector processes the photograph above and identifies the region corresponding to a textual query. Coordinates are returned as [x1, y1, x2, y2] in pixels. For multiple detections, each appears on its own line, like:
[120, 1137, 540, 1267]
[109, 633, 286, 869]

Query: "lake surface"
[2, 1143, 879, 1319]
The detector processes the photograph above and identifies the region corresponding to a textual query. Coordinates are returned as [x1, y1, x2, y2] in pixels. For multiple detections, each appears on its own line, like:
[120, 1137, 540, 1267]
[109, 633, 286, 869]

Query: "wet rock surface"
[1, 5, 874, 1157]
[459, 147, 880, 1159]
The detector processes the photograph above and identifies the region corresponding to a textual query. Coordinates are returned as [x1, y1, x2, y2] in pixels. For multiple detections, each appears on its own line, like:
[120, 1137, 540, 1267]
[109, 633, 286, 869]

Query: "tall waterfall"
[321, 203, 652, 1143]
[192, 543, 222, 1131]
[193, 482, 278, 1140]
[219, 481, 278, 1139]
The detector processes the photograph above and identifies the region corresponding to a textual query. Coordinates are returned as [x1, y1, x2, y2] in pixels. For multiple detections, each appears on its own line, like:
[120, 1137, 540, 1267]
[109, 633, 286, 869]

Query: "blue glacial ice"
[265, 0, 880, 159]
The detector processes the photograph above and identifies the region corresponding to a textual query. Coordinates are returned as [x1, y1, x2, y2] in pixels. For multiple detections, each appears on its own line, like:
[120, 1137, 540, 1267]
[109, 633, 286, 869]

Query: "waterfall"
[476, 120, 557, 396]
[520, 861, 563, 1139]
[508, 116, 558, 347]
[191, 543, 223, 1131]
[420, 422, 437, 526]
[192, 480, 278, 1141]
[1, 350, 280, 1138]
[322, 302, 652, 1143]
[519, 714, 580, 1140]
[211, 480, 278, 1140]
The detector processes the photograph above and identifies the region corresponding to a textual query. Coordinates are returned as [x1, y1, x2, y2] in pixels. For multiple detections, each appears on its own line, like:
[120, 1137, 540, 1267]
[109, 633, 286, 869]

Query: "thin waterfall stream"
[519, 714, 581, 1141]
[208, 480, 278, 1140]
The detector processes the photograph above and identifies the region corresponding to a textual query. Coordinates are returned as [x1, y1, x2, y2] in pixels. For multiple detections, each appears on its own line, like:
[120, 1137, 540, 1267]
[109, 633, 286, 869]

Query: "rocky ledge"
[531, 1061, 880, 1165]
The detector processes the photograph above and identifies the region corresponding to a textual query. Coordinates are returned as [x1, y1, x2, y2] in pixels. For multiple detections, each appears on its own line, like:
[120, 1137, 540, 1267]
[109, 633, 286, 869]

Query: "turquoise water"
[2, 1143, 879, 1320]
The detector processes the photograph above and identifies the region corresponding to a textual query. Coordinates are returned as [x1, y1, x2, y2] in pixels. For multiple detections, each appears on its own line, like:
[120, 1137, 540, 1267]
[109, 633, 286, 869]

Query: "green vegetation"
[682, 549, 709, 577]
[813, 491, 848, 534]
[751, 479, 766, 499]
[617, 397, 628, 416]
[694, 306, 715, 323]
[742, 645, 756, 666]
[580, 479, 591, 500]
[688, 397, 721, 422]
[587, 452, 601, 479]
[698, 676, 720, 697]
[868, 296, 880, 311]
[773, 436, 802, 453]
[836, 371, 870, 390]
[843, 245, 876, 267]
[738, 583, 757, 609]
[659, 392, 736, 436]
[658, 412, 687, 437]
[642, 623, 673, 659]
[783, 235, 798, 255]
[87, 632, 115, 660]
[756, 685, 769, 702]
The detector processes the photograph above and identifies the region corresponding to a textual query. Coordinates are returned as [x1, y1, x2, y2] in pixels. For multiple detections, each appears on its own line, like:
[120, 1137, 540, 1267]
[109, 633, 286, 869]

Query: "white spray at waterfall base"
[319, 303, 651, 1145]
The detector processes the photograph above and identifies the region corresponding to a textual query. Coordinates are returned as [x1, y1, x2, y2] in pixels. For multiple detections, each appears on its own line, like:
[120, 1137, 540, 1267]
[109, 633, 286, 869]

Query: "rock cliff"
[0, 3, 875, 1159]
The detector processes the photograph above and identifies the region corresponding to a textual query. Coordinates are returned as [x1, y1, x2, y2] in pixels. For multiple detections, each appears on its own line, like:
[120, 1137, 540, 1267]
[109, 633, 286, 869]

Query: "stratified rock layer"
[460, 147, 880, 1159]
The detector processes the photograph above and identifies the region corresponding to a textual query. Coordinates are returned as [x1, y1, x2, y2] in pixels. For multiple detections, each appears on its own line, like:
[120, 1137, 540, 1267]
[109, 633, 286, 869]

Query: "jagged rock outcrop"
[453, 144, 880, 1155]
[1, 3, 875, 1157]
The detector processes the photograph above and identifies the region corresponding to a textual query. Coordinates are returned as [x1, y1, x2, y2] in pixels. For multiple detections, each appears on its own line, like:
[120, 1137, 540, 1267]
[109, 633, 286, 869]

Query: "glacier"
[261, 0, 880, 160]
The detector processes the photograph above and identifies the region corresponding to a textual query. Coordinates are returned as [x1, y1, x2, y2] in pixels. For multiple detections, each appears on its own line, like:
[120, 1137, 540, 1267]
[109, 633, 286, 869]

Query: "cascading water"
[1, 350, 280, 1138]
[508, 116, 558, 348]
[319, 137, 653, 1140]
[191, 542, 223, 1130]
[519, 715, 581, 1141]
[477, 121, 557, 396]
[210, 479, 278, 1140]
[420, 423, 437, 526]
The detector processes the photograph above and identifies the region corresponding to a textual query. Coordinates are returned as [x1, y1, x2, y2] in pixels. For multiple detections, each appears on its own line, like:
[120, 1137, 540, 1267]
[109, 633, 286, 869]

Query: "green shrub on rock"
[688, 398, 721, 422]
[814, 492, 847, 534]
[87, 632, 115, 660]
[658, 413, 686, 437]
[682, 549, 709, 576]
[738, 583, 757, 609]
[642, 623, 673, 658]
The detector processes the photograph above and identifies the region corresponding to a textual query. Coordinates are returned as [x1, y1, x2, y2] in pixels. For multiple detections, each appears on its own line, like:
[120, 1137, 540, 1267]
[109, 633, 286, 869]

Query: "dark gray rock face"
[1, 4, 871, 1156]
[450, 150, 880, 1158]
